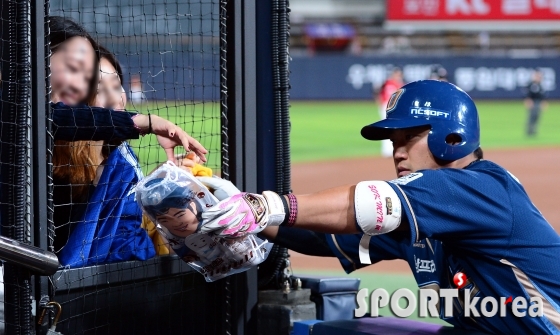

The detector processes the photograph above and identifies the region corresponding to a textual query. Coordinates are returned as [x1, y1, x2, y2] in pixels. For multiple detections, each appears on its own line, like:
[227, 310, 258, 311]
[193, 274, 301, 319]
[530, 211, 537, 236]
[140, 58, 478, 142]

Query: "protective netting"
[43, 0, 225, 333]
[0, 0, 34, 334]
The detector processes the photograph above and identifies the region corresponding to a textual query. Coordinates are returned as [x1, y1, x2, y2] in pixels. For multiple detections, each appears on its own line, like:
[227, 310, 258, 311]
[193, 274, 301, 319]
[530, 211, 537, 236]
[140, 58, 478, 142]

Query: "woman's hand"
[133, 114, 207, 163]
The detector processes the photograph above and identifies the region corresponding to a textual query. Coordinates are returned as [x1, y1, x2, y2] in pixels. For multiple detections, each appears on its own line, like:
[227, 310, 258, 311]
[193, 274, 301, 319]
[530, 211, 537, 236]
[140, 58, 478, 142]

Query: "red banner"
[388, 0, 560, 20]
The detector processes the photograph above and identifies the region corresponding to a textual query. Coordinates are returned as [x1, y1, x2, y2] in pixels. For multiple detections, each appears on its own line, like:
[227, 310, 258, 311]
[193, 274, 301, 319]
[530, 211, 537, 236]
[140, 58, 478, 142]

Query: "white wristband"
[262, 191, 286, 226]
[354, 181, 402, 236]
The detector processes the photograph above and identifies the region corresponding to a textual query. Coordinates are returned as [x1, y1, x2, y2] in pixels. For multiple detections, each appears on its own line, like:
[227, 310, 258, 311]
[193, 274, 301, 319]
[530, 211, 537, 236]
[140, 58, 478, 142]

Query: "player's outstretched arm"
[200, 180, 404, 238]
[289, 185, 358, 234]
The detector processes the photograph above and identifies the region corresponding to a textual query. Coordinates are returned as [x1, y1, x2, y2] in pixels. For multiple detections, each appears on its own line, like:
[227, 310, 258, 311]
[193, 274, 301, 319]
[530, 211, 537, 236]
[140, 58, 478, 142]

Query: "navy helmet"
[361, 80, 480, 161]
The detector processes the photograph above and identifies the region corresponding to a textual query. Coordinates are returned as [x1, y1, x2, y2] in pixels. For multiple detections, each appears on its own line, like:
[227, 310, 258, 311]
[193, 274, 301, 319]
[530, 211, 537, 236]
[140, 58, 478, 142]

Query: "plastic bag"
[181, 232, 271, 282]
[135, 161, 272, 282]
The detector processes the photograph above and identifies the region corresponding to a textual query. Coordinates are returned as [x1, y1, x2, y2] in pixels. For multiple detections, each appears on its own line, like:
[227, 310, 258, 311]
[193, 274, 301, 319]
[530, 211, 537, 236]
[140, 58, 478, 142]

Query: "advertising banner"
[387, 0, 560, 20]
[289, 55, 558, 100]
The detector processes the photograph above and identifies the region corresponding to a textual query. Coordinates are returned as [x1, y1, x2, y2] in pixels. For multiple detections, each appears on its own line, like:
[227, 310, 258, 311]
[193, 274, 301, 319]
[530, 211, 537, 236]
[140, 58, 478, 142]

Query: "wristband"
[286, 193, 298, 227]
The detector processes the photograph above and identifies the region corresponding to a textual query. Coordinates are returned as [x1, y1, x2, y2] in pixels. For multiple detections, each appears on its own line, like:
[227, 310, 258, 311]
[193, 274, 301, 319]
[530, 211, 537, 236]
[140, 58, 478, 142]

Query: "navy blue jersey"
[327, 160, 560, 334]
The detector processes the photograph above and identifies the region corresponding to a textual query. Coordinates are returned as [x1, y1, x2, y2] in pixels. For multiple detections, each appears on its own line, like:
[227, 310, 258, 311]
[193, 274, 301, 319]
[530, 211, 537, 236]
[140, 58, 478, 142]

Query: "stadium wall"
[115, 54, 559, 101]
[289, 55, 559, 100]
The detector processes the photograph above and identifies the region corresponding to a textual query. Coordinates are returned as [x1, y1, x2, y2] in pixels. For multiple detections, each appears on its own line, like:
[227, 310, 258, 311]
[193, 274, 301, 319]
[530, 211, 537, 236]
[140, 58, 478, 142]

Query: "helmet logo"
[386, 88, 404, 115]
[410, 107, 450, 119]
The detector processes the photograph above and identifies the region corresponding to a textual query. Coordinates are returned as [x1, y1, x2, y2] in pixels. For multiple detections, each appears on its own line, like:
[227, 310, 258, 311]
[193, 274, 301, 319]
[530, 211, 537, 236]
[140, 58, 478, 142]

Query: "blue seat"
[297, 275, 360, 321]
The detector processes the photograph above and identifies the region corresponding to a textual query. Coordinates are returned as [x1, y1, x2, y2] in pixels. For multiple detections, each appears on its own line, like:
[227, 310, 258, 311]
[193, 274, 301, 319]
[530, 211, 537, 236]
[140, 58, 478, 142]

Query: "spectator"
[129, 74, 147, 104]
[47, 16, 205, 159]
[429, 64, 448, 82]
[524, 69, 547, 137]
[47, 16, 207, 253]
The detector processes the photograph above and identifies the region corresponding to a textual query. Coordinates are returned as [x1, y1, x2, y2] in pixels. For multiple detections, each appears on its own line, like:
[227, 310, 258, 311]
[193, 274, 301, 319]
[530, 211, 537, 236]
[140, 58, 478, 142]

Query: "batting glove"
[197, 176, 241, 201]
[200, 191, 285, 238]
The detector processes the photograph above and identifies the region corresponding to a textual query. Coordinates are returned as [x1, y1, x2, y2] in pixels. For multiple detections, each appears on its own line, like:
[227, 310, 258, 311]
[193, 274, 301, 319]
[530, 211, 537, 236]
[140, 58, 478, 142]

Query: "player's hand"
[197, 176, 241, 201]
[200, 192, 285, 238]
[133, 114, 208, 162]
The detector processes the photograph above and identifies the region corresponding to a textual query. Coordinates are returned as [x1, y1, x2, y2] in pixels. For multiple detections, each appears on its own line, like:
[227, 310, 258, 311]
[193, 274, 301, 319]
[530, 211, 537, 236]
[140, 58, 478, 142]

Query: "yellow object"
[141, 215, 170, 255]
[180, 152, 213, 177]
[191, 163, 212, 177]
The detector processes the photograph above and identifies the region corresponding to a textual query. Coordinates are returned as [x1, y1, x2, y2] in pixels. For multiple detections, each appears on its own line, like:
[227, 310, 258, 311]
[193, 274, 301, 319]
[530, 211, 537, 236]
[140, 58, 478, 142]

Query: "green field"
[129, 102, 222, 173]
[290, 100, 560, 163]
[130, 100, 560, 173]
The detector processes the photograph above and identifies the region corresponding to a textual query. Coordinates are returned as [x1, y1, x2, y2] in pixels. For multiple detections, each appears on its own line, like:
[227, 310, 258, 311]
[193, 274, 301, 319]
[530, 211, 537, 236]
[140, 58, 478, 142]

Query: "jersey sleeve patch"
[388, 172, 423, 185]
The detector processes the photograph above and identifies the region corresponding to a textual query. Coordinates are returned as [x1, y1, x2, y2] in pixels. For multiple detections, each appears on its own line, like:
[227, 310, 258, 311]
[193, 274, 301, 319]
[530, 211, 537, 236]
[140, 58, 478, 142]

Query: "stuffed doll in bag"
[136, 161, 271, 282]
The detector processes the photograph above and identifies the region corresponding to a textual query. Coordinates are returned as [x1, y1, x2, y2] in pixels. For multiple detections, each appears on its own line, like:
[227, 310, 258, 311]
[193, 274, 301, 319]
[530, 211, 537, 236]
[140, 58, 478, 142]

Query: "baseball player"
[524, 69, 547, 137]
[199, 80, 560, 334]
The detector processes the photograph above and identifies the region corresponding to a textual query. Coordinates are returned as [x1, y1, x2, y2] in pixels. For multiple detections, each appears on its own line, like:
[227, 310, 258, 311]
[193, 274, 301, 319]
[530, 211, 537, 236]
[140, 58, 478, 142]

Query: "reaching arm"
[288, 185, 358, 234]
[200, 180, 406, 238]
[52, 102, 139, 141]
[51, 102, 207, 162]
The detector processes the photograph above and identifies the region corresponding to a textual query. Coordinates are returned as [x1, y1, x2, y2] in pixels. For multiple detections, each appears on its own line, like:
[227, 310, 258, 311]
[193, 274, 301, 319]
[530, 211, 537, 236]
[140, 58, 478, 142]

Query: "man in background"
[525, 69, 547, 137]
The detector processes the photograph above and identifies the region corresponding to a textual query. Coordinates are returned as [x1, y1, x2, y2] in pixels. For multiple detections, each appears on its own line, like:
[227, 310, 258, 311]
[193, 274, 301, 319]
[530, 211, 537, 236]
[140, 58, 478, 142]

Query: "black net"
[0, 0, 34, 334]
[43, 0, 225, 333]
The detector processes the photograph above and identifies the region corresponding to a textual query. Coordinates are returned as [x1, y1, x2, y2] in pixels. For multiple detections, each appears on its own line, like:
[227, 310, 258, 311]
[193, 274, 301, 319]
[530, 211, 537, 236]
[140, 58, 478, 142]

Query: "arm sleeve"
[51, 102, 141, 141]
[325, 233, 404, 274]
[267, 227, 335, 257]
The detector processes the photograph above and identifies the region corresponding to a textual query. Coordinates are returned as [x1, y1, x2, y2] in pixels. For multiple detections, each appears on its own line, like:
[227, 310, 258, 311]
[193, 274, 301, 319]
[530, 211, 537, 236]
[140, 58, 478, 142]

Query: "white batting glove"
[200, 191, 285, 238]
[197, 176, 241, 201]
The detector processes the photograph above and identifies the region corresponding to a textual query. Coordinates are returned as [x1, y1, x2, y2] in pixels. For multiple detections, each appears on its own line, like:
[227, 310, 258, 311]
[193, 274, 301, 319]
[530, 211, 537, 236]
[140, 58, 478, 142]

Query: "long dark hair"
[50, 16, 102, 201]
[48, 15, 100, 105]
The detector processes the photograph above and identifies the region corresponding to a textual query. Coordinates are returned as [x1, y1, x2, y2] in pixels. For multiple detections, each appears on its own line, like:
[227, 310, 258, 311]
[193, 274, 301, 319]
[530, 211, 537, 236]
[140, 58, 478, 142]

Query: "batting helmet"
[361, 80, 480, 161]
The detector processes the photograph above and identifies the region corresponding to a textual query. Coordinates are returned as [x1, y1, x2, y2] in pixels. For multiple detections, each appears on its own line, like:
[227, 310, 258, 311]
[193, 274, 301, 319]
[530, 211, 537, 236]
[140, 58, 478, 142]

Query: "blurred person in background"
[429, 64, 448, 82]
[524, 69, 547, 137]
[375, 66, 403, 157]
[129, 74, 147, 104]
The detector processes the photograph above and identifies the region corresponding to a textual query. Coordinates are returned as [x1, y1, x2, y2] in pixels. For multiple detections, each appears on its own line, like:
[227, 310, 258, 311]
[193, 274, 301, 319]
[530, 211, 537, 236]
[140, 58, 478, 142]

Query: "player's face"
[95, 57, 126, 110]
[390, 126, 440, 177]
[155, 202, 199, 237]
[50, 37, 96, 105]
